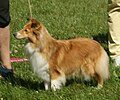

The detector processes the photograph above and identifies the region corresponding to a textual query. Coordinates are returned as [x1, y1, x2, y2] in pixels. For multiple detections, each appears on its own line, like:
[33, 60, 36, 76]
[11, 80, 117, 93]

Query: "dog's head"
[15, 18, 42, 43]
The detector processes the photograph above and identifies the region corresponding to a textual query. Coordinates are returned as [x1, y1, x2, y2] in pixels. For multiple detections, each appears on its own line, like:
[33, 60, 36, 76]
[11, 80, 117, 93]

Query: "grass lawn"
[0, 0, 120, 100]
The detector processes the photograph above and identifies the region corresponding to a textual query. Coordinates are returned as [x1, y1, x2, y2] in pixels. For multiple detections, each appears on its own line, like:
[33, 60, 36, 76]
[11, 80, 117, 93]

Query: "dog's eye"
[25, 29, 27, 32]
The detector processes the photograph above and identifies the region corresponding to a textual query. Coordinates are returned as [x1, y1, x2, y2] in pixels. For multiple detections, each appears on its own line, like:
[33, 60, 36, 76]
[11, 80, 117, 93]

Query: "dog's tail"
[95, 48, 109, 80]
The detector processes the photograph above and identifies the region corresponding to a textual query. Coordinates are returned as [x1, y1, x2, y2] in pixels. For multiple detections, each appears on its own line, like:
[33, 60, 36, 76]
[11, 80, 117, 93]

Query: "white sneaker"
[114, 56, 120, 67]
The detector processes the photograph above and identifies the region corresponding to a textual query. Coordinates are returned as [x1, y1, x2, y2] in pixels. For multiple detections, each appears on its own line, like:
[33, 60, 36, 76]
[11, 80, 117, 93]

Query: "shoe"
[0, 65, 14, 81]
[114, 56, 120, 67]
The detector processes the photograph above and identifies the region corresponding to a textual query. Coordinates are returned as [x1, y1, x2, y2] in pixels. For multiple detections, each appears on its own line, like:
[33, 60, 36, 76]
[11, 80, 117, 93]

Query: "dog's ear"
[30, 19, 41, 29]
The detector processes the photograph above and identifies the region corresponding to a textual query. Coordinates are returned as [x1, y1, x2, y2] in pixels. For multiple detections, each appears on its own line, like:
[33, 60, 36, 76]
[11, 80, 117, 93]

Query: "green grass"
[0, 0, 120, 99]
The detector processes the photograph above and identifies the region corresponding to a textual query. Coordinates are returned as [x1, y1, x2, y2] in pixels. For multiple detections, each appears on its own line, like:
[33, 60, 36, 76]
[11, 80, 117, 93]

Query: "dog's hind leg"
[95, 49, 109, 89]
[95, 74, 103, 89]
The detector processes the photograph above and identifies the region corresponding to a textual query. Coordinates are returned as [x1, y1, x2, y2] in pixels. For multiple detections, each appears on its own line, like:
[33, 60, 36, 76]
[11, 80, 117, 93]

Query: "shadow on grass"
[8, 76, 98, 90]
[66, 78, 98, 87]
[92, 33, 108, 44]
[11, 76, 45, 91]
[92, 33, 109, 54]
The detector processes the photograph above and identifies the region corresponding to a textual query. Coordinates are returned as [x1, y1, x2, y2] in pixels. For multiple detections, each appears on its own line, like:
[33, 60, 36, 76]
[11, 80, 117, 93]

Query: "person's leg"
[0, 25, 12, 69]
[0, 25, 14, 79]
[108, 1, 120, 66]
[0, 0, 14, 79]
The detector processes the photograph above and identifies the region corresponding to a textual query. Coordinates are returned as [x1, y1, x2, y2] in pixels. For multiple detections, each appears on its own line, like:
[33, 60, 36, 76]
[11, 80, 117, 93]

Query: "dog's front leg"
[51, 79, 63, 91]
[51, 76, 66, 91]
[44, 81, 50, 90]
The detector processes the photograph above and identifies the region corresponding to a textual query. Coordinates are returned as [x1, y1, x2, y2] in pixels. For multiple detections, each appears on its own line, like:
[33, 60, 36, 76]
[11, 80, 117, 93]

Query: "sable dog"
[15, 19, 109, 90]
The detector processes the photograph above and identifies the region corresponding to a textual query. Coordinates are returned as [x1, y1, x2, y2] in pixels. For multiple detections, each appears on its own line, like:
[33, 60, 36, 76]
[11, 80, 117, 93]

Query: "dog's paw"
[97, 84, 103, 89]
[51, 80, 63, 91]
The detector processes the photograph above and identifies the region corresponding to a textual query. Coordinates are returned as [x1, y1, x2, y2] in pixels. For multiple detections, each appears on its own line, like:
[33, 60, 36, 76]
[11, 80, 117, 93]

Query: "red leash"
[10, 58, 28, 62]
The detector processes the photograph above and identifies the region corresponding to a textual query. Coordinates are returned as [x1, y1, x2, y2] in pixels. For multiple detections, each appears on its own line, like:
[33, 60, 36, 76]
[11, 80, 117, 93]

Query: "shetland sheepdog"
[15, 18, 109, 91]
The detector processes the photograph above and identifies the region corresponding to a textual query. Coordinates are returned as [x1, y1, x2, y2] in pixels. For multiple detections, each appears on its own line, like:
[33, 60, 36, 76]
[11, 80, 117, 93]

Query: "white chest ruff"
[25, 43, 50, 82]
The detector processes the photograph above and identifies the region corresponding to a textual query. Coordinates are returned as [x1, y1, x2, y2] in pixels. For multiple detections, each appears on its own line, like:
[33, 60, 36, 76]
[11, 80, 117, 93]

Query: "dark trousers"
[0, 0, 10, 28]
